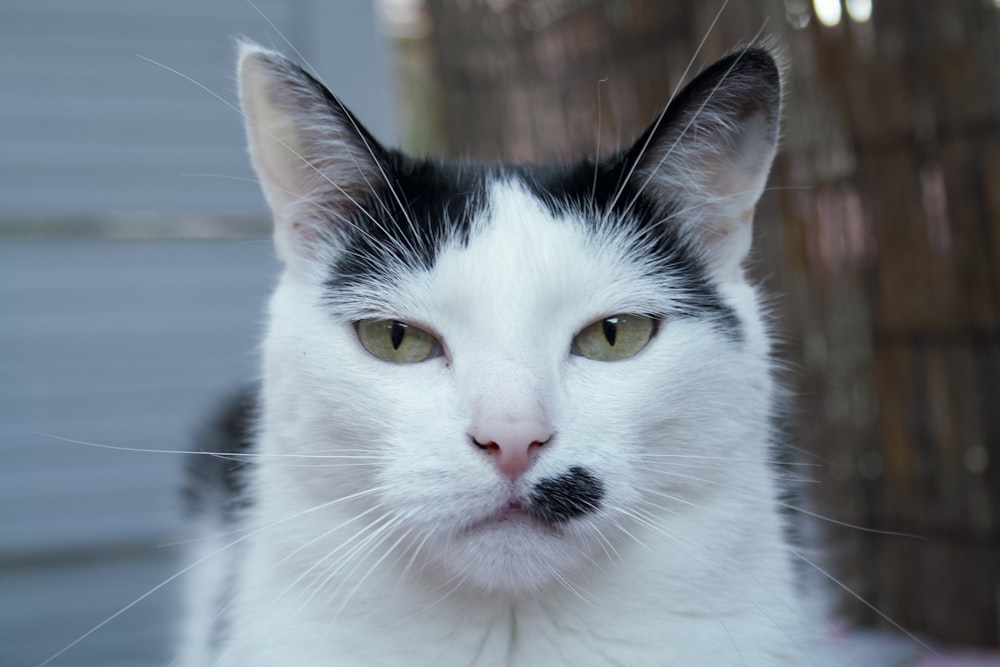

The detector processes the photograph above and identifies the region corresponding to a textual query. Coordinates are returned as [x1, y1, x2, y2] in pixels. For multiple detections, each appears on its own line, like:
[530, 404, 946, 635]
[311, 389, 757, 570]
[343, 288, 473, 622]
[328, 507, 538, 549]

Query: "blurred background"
[1, 0, 997, 665]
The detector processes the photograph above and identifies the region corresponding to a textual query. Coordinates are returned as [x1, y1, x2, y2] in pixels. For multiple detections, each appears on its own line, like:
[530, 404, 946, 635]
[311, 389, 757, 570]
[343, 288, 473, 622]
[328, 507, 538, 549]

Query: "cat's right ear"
[237, 42, 387, 265]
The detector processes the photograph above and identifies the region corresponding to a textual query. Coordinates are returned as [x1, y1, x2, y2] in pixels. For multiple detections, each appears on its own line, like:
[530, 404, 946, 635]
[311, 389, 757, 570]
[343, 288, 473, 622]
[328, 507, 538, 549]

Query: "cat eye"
[572, 315, 655, 362]
[356, 319, 439, 363]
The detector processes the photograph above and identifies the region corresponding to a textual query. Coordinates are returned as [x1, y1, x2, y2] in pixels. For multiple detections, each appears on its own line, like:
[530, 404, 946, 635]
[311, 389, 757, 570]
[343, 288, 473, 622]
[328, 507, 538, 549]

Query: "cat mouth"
[498, 501, 531, 521]
[463, 466, 606, 534]
[464, 500, 557, 533]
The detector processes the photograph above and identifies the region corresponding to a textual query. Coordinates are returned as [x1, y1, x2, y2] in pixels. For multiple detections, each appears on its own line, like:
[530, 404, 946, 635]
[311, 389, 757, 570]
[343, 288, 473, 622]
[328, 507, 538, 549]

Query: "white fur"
[198, 181, 827, 666]
[179, 44, 839, 667]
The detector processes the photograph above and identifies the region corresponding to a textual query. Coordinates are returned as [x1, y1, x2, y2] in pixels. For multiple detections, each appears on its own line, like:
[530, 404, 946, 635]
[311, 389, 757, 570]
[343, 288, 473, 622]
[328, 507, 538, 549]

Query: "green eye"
[356, 319, 438, 363]
[573, 315, 655, 362]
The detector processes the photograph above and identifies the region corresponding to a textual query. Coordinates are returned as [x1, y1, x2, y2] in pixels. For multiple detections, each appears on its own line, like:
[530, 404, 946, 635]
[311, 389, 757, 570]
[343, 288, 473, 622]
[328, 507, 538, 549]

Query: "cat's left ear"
[629, 46, 782, 281]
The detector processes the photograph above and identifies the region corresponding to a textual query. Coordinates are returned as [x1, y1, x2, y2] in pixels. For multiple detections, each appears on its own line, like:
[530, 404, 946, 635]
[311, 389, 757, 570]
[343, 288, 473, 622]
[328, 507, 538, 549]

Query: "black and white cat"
[180, 42, 833, 665]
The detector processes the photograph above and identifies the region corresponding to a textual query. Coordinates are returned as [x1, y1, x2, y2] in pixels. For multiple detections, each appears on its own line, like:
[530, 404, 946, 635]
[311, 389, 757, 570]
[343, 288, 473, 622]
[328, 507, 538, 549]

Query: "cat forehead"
[324, 171, 739, 341]
[324, 157, 675, 302]
[325, 174, 647, 320]
[427, 179, 653, 315]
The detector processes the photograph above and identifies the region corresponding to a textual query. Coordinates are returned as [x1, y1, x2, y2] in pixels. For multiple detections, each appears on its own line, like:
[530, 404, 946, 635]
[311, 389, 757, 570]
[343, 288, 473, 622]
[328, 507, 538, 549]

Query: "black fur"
[516, 160, 743, 339]
[184, 385, 257, 523]
[325, 155, 489, 293]
[311, 49, 784, 341]
[527, 466, 605, 525]
[321, 151, 742, 339]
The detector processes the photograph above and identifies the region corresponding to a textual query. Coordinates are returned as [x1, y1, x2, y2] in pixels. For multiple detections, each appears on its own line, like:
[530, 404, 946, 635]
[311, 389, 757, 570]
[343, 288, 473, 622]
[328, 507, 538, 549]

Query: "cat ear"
[237, 42, 387, 264]
[629, 47, 782, 281]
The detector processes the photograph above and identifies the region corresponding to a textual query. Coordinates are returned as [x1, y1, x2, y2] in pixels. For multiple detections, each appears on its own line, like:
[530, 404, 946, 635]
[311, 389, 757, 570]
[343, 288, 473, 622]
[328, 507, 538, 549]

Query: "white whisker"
[790, 549, 938, 657]
[603, 0, 730, 217]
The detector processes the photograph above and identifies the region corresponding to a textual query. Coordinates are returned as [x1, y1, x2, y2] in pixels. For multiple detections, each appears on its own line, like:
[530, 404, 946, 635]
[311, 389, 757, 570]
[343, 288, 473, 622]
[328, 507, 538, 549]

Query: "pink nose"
[472, 417, 553, 480]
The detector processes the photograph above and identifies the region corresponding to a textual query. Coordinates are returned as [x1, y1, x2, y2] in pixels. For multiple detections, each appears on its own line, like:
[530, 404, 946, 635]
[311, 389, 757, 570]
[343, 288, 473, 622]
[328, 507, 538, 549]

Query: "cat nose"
[471, 417, 553, 481]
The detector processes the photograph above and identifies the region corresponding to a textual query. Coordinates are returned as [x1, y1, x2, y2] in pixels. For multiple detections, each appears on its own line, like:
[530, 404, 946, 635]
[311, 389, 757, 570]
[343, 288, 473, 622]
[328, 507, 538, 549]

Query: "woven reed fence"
[395, 0, 1000, 646]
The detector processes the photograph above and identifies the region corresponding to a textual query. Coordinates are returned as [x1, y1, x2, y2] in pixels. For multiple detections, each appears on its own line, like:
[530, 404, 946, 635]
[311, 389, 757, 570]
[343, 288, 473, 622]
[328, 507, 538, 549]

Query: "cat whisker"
[290, 510, 413, 618]
[158, 521, 261, 548]
[640, 486, 721, 513]
[245, 0, 317, 78]
[271, 505, 394, 613]
[182, 507, 393, 667]
[395, 527, 435, 591]
[646, 185, 777, 229]
[415, 565, 473, 614]
[638, 462, 818, 486]
[635, 451, 820, 467]
[602, 0, 730, 217]
[178, 174, 396, 266]
[334, 522, 420, 619]
[574, 516, 623, 569]
[547, 566, 599, 607]
[138, 54, 417, 264]
[777, 501, 928, 541]
[609, 503, 827, 666]
[638, 464, 926, 540]
[33, 431, 245, 460]
[317, 515, 423, 621]
[243, 1, 423, 256]
[790, 549, 939, 658]
[590, 76, 608, 204]
[602, 513, 656, 554]
[180, 171, 265, 187]
[33, 430, 393, 463]
[618, 19, 771, 226]
[279, 504, 388, 574]
[40, 485, 388, 667]
[278, 514, 399, 623]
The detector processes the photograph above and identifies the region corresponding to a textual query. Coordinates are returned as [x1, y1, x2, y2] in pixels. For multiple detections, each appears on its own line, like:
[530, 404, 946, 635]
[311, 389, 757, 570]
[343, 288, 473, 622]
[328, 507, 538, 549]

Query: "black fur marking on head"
[322, 150, 742, 340]
[254, 54, 492, 302]
[324, 156, 490, 297]
[515, 161, 743, 341]
[527, 466, 605, 525]
[317, 47, 783, 341]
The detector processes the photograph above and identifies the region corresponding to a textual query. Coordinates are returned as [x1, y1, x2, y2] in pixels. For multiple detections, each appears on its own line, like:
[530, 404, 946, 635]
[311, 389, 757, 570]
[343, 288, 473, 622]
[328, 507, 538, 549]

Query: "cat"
[179, 40, 834, 666]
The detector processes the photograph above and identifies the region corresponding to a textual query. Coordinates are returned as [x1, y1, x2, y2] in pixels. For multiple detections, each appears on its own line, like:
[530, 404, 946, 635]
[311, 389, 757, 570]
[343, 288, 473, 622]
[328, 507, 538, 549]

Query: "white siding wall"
[1, 238, 281, 666]
[0, 0, 395, 224]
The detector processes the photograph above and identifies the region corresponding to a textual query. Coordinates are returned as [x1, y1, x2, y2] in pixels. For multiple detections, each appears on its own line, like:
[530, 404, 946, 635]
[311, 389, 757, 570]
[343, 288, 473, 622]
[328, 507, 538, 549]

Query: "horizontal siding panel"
[0, 243, 273, 559]
[1, 141, 248, 169]
[0, 0, 302, 223]
[0, 97, 238, 126]
[0, 237, 278, 665]
[0, 188, 266, 219]
[0, 69, 239, 106]
[0, 192, 265, 219]
[0, 1, 392, 222]
[0, 550, 182, 667]
[2, 0, 290, 20]
[2, 460, 185, 556]
[0, 115, 238, 145]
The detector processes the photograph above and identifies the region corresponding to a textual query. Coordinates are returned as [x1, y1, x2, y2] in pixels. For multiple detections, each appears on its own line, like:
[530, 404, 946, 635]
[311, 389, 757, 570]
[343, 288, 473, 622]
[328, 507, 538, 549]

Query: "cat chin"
[432, 513, 592, 594]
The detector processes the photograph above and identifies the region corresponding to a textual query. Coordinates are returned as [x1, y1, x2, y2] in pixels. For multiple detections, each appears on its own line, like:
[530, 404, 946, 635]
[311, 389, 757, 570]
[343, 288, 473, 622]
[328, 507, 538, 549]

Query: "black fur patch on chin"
[527, 466, 604, 525]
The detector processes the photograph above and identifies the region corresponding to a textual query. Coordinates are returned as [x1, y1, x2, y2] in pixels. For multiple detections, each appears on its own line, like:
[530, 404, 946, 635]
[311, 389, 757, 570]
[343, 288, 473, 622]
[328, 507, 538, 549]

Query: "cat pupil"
[391, 321, 406, 350]
[602, 318, 618, 347]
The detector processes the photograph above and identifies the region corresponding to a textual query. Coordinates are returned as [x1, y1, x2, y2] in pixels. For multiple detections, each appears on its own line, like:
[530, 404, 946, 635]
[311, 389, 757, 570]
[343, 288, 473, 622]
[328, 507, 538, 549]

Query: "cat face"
[239, 44, 781, 594]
